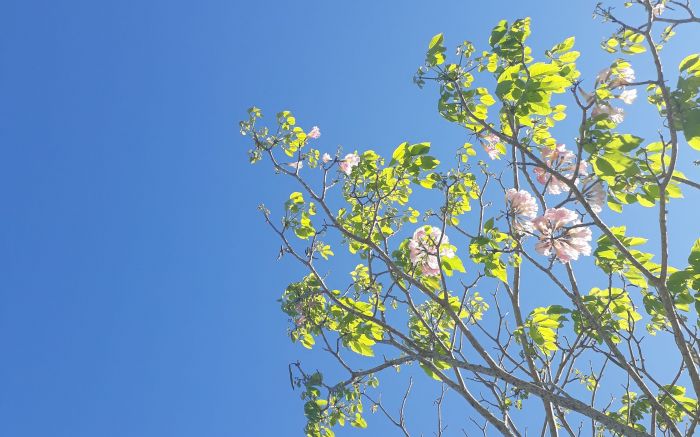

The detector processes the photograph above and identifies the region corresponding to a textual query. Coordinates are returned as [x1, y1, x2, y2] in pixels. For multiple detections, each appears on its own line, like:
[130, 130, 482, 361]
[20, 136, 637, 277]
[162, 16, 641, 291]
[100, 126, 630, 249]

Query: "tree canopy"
[241, 1, 700, 435]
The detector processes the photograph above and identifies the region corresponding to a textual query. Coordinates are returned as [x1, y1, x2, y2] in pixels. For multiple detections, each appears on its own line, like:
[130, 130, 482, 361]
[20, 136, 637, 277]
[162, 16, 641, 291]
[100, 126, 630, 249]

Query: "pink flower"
[542, 143, 573, 162]
[533, 144, 586, 195]
[534, 167, 568, 195]
[321, 153, 332, 163]
[652, 2, 665, 17]
[480, 132, 502, 160]
[506, 189, 538, 218]
[287, 161, 304, 170]
[483, 144, 500, 160]
[307, 126, 321, 139]
[581, 177, 606, 213]
[533, 208, 592, 262]
[578, 160, 590, 177]
[506, 188, 538, 233]
[619, 89, 637, 105]
[592, 104, 625, 124]
[533, 208, 577, 232]
[597, 65, 635, 89]
[408, 226, 456, 276]
[609, 67, 635, 88]
[339, 153, 360, 175]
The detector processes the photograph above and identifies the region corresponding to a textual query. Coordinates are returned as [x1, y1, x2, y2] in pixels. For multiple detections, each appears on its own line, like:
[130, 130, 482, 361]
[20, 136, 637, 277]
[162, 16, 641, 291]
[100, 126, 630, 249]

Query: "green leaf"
[529, 62, 559, 77]
[593, 156, 616, 176]
[606, 134, 643, 152]
[537, 75, 570, 93]
[289, 191, 304, 204]
[480, 93, 496, 105]
[347, 337, 374, 357]
[688, 239, 700, 270]
[625, 44, 646, 54]
[489, 20, 508, 47]
[527, 99, 552, 116]
[679, 54, 700, 73]
[351, 414, 367, 428]
[417, 156, 440, 170]
[551, 36, 575, 54]
[607, 197, 623, 213]
[418, 173, 440, 189]
[408, 142, 431, 156]
[490, 262, 508, 283]
[426, 33, 446, 66]
[682, 109, 700, 150]
[524, 306, 569, 354]
[390, 141, 408, 165]
[301, 333, 315, 349]
[558, 51, 580, 63]
[441, 255, 466, 276]
[319, 244, 334, 260]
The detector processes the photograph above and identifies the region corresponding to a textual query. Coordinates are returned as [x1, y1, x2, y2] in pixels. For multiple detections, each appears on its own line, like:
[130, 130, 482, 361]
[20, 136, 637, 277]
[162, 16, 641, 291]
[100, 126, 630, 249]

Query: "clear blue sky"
[2, 1, 699, 436]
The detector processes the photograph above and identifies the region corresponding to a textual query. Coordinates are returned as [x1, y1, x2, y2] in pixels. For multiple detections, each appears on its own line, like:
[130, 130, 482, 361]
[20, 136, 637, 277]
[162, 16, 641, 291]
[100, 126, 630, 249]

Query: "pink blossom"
[321, 153, 332, 163]
[408, 226, 456, 276]
[506, 189, 538, 218]
[578, 160, 590, 178]
[597, 65, 635, 89]
[506, 189, 538, 233]
[480, 132, 502, 160]
[581, 177, 606, 213]
[619, 89, 637, 105]
[542, 143, 573, 162]
[652, 2, 665, 17]
[533, 208, 592, 262]
[339, 153, 360, 175]
[287, 161, 304, 170]
[592, 103, 625, 124]
[534, 144, 586, 195]
[483, 143, 500, 160]
[307, 126, 321, 139]
[609, 67, 635, 88]
[533, 208, 578, 232]
[534, 167, 568, 195]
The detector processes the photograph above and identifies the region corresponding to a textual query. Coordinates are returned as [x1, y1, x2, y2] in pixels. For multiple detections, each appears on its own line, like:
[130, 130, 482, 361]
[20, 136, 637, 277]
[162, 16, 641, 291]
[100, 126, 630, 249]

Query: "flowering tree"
[240, 1, 700, 436]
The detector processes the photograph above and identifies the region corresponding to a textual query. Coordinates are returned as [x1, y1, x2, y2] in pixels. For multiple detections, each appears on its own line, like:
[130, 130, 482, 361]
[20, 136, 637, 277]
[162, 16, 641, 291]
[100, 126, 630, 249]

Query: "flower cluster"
[319, 151, 361, 174]
[652, 2, 665, 17]
[597, 66, 635, 89]
[532, 208, 592, 262]
[533, 144, 589, 194]
[308, 124, 360, 176]
[408, 226, 455, 276]
[619, 89, 637, 105]
[480, 132, 503, 160]
[284, 126, 321, 172]
[505, 188, 538, 233]
[339, 153, 361, 175]
[307, 126, 321, 139]
[586, 65, 637, 123]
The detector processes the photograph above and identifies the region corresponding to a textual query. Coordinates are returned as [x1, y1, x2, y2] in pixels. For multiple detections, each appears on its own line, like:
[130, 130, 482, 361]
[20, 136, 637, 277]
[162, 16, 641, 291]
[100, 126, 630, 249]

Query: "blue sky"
[2, 1, 699, 436]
